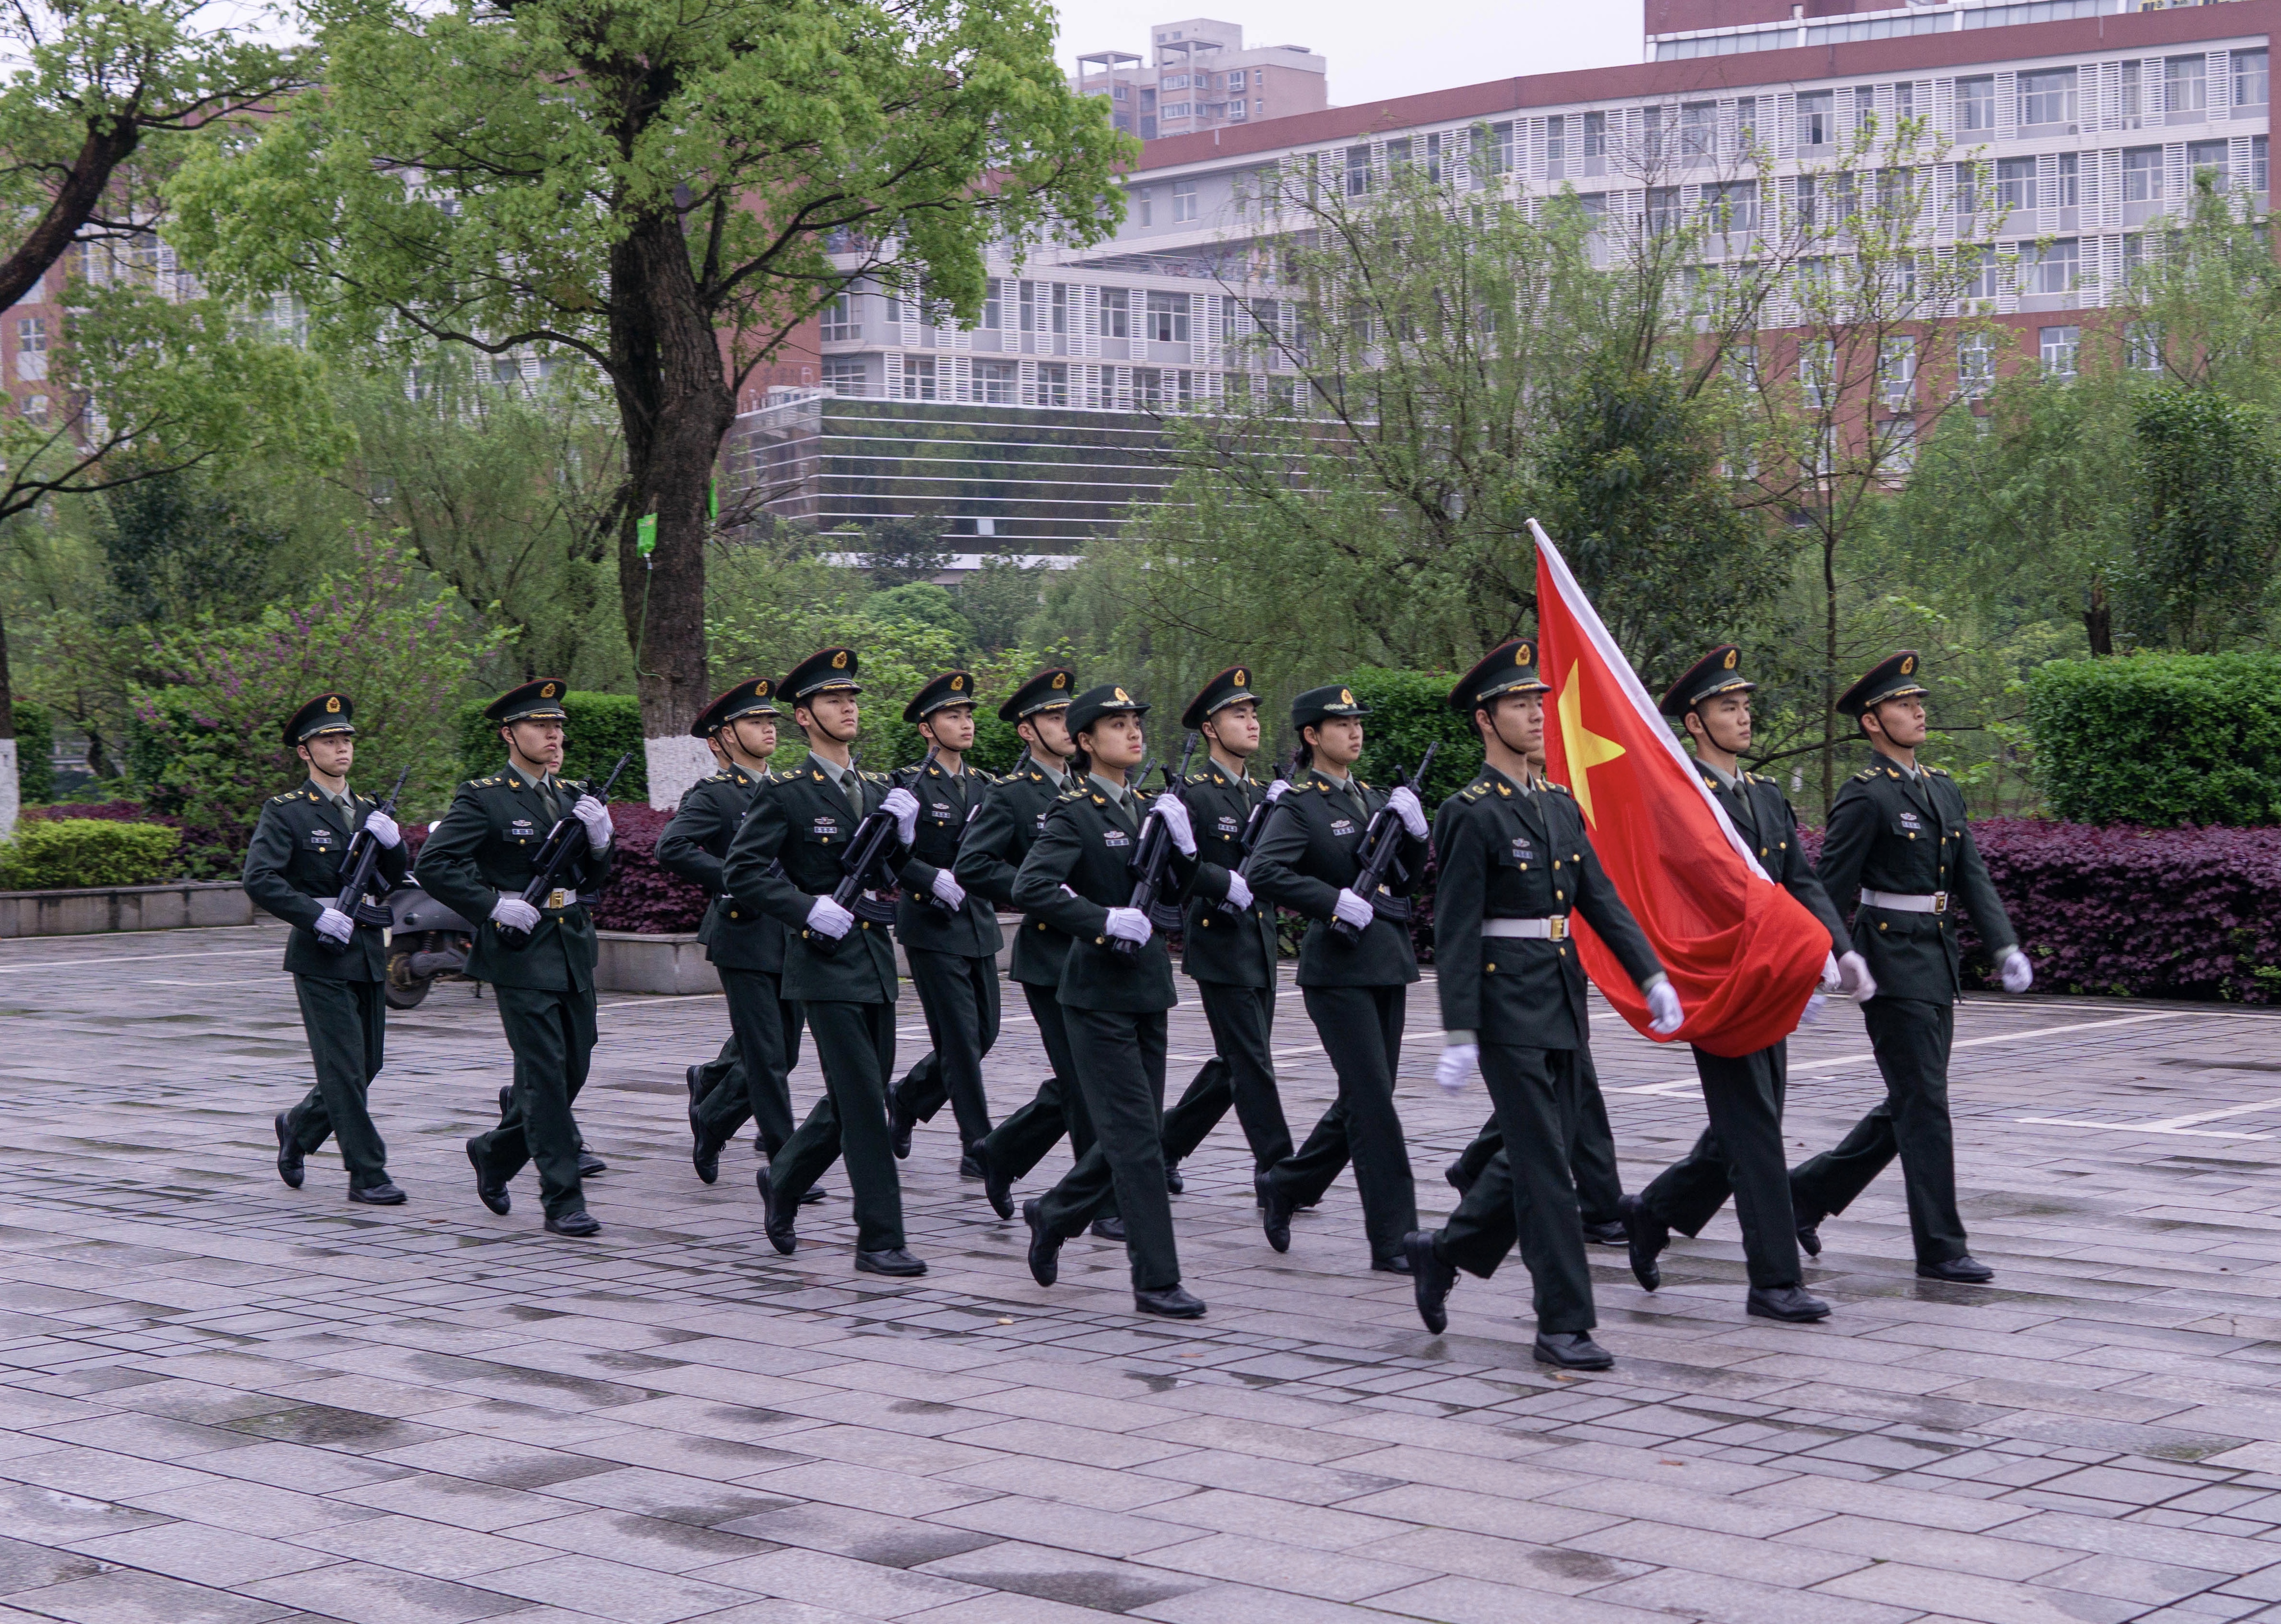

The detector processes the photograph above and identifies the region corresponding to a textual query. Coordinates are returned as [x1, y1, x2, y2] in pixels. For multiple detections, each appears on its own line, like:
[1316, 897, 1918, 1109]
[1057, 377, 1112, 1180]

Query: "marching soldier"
[658, 678, 807, 1184]
[1157, 665, 1295, 1189]
[959, 669, 1115, 1236]
[1620, 645, 1869, 1323]
[724, 647, 928, 1276]
[883, 672, 1005, 1172]
[1405, 641, 1679, 1369]
[1248, 683, 1431, 1274]
[1015, 684, 1204, 1318]
[1789, 652, 2033, 1283]
[417, 680, 616, 1236]
[248, 694, 409, 1204]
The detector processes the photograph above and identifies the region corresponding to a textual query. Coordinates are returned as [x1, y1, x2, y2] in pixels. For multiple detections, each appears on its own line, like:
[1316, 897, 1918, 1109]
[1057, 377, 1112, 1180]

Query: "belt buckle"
[546, 888, 570, 911]
[1931, 891, 1949, 914]
[1547, 916, 1568, 940]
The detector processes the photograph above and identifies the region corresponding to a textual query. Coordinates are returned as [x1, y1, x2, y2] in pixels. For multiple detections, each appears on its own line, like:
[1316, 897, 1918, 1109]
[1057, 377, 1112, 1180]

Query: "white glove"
[1820, 952, 1842, 992]
[1837, 950, 1876, 1002]
[572, 794, 612, 850]
[1436, 1042, 1478, 1094]
[1104, 906, 1152, 943]
[1223, 871, 1253, 910]
[1332, 888, 1375, 931]
[1265, 780, 1289, 802]
[1151, 793, 1196, 855]
[882, 786, 919, 845]
[805, 895, 854, 939]
[1387, 785, 1427, 839]
[314, 906, 355, 944]
[2000, 947, 2034, 994]
[490, 895, 541, 933]
[364, 810, 401, 850]
[1801, 993, 1828, 1025]
[930, 870, 966, 910]
[1647, 980, 1684, 1035]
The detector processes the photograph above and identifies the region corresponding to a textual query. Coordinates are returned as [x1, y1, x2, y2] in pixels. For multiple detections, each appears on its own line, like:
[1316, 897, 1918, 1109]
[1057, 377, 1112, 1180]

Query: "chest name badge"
[1217, 815, 1241, 836]
[308, 831, 337, 847]
[931, 802, 951, 817]
[1103, 828, 1131, 848]
[1510, 836, 1533, 860]
[812, 817, 841, 836]
[1330, 817, 1356, 838]
[1897, 811, 1924, 830]
[509, 818, 536, 834]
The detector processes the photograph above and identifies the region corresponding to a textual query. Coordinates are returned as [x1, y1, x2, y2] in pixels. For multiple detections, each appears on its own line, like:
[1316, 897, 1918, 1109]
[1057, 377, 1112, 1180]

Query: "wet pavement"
[3, 919, 2281, 1622]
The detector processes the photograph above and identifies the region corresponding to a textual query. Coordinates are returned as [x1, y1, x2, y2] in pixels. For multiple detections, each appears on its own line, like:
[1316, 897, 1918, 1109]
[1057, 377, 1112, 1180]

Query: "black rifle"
[895, 745, 959, 913]
[496, 751, 633, 951]
[1329, 740, 1438, 943]
[817, 753, 905, 953]
[320, 766, 409, 954]
[1218, 769, 1290, 918]
[1113, 734, 1197, 957]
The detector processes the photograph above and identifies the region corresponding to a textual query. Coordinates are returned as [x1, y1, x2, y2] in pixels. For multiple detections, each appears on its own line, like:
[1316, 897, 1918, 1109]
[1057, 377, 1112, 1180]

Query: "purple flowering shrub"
[585, 805, 708, 933]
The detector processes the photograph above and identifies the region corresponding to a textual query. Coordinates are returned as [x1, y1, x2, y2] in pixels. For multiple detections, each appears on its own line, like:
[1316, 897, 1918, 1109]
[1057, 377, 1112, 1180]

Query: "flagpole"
[1527, 517, 1769, 879]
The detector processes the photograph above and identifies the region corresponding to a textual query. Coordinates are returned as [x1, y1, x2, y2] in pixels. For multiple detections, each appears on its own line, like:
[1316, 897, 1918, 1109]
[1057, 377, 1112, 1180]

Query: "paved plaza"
[4, 922, 2281, 1623]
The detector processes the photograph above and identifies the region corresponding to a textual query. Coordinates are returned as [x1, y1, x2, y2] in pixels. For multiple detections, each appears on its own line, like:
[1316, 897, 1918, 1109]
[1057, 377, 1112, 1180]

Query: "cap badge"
[831, 651, 848, 669]
[1339, 688, 1354, 706]
[755, 679, 770, 695]
[1899, 655, 1915, 675]
[1722, 649, 1738, 669]
[540, 682, 556, 698]
[950, 674, 964, 690]
[1052, 672, 1068, 689]
[1516, 643, 1532, 666]
[1113, 686, 1131, 703]
[325, 696, 341, 713]
[1233, 669, 1247, 686]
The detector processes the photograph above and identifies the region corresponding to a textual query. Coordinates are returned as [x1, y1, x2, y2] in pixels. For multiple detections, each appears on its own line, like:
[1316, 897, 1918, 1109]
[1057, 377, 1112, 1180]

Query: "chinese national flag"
[1530, 520, 1829, 1058]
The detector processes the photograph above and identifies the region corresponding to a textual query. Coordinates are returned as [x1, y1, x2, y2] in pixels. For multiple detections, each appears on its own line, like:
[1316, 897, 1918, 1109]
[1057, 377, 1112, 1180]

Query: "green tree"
[857, 516, 952, 589]
[171, 0, 1129, 802]
[92, 467, 286, 629]
[2126, 388, 2281, 654]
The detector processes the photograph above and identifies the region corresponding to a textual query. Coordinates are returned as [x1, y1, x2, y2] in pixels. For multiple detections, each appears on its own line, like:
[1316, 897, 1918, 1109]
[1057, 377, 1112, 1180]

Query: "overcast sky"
[1052, 0, 1646, 108]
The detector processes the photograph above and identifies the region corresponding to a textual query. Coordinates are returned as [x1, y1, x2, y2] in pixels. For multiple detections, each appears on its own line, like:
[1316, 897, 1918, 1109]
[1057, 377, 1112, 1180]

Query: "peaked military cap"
[1066, 682, 1150, 739]
[1660, 644, 1756, 717]
[486, 679, 570, 724]
[904, 670, 978, 724]
[692, 677, 779, 738]
[1181, 665, 1260, 731]
[1449, 639, 1549, 713]
[1291, 683, 1370, 733]
[782, 647, 861, 703]
[283, 692, 356, 746]
[1836, 650, 1930, 718]
[998, 666, 1076, 722]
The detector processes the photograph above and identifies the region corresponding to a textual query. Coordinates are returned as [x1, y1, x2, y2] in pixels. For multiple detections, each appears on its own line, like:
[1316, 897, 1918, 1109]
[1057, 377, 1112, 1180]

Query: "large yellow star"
[1556, 661, 1627, 827]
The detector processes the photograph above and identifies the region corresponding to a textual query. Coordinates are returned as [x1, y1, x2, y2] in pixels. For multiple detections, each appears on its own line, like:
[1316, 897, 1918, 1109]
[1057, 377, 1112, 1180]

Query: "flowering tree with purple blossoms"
[130, 532, 502, 866]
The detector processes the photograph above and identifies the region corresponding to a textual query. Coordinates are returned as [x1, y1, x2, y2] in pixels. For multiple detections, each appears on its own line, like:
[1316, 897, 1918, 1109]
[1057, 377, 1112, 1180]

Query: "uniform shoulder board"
[1056, 786, 1087, 802]
[1544, 781, 1574, 798]
[862, 770, 887, 784]
[1929, 766, 1951, 778]
[476, 775, 502, 787]
[1854, 767, 1876, 782]
[271, 789, 298, 803]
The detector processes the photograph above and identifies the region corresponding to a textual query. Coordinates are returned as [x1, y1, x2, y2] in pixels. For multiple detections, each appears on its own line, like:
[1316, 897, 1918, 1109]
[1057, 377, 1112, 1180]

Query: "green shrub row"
[10, 703, 55, 805]
[2028, 654, 2281, 826]
[456, 692, 649, 802]
[0, 819, 181, 891]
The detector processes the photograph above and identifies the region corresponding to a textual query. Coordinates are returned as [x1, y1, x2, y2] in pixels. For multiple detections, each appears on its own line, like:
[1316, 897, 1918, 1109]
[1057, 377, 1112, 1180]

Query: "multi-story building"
[766, 0, 2278, 551]
[1073, 18, 1329, 143]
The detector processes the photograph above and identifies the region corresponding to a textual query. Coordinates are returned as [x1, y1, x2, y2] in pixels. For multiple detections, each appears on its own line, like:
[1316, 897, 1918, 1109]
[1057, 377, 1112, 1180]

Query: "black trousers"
[889, 948, 1001, 1152]
[1161, 981, 1292, 1174]
[1449, 1047, 1624, 1226]
[1790, 996, 1966, 1266]
[1640, 1041, 1801, 1290]
[470, 983, 597, 1219]
[285, 975, 390, 1188]
[976, 983, 1109, 1214]
[1265, 984, 1418, 1267]
[693, 969, 804, 1157]
[768, 1000, 903, 1253]
[1035, 1007, 1179, 1292]
[1434, 1045, 1596, 1334]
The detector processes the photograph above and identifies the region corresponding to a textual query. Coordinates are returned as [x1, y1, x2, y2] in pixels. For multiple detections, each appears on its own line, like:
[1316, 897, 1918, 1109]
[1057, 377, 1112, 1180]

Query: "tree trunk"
[608, 207, 735, 809]
[0, 608, 16, 839]
[1820, 526, 1838, 818]
[2083, 575, 2114, 656]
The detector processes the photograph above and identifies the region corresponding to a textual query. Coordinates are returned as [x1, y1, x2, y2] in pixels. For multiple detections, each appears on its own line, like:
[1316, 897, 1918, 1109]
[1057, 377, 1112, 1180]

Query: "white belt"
[1860, 888, 1945, 914]
[1483, 915, 1569, 940]
[541, 889, 581, 911]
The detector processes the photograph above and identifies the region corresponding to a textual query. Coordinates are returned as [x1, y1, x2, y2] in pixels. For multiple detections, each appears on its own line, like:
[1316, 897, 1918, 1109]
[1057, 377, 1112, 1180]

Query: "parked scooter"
[382, 881, 476, 1009]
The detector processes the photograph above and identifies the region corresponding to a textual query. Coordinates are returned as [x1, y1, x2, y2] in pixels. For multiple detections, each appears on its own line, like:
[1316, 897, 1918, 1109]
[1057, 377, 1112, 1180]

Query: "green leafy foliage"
[1343, 668, 1483, 807]
[2125, 389, 2281, 655]
[2028, 654, 2281, 825]
[0, 818, 179, 890]
[455, 692, 646, 801]
[11, 703, 54, 805]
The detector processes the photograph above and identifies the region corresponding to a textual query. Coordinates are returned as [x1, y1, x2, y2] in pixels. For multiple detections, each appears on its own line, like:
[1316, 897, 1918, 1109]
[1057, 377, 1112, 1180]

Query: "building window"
[2235, 49, 2269, 109]
[1735, 98, 1758, 151]
[1708, 180, 1757, 233]
[822, 357, 865, 396]
[975, 360, 1015, 404]
[1051, 283, 1069, 334]
[1384, 136, 1412, 173]
[1172, 179, 1198, 222]
[1647, 186, 1679, 235]
[1135, 186, 1152, 226]
[1583, 110, 1607, 160]
[820, 293, 857, 342]
[1799, 89, 1835, 147]
[2189, 139, 2230, 192]
[2120, 61, 2143, 128]
[1893, 81, 1914, 123]
[1544, 114, 1566, 170]
[1853, 84, 1875, 137]
[2019, 66, 2076, 129]
[1160, 102, 1190, 119]
[901, 355, 936, 399]
[1958, 334, 1994, 398]
[15, 315, 46, 382]
[2056, 152, 2079, 210]
[1878, 336, 1916, 409]
[1147, 291, 1191, 343]
[1681, 101, 1715, 158]
[1799, 339, 1834, 409]
[2123, 146, 2163, 201]
[1473, 119, 1514, 182]
[1036, 362, 1068, 407]
[1345, 145, 1372, 196]
[1996, 156, 2037, 214]
[1875, 415, 1917, 477]
[22, 394, 48, 424]
[1135, 367, 1163, 407]
[2040, 325, 2079, 378]
[2255, 135, 2270, 193]
[1960, 244, 1999, 302]
[2166, 55, 2207, 116]
[2034, 238, 2079, 295]
[1957, 76, 1996, 132]
[981, 280, 1002, 330]
[2126, 320, 2164, 374]
[1098, 287, 1130, 339]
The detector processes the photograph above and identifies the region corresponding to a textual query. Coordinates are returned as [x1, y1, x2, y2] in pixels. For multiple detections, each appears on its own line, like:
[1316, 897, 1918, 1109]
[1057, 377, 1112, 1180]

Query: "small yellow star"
[1557, 662, 1627, 827]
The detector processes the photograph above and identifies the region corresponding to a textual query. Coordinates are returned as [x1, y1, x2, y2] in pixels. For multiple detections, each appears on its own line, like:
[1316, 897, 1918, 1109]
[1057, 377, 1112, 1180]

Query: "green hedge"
[857, 710, 1026, 777]
[1346, 667, 1484, 806]
[9, 703, 54, 805]
[0, 819, 181, 890]
[457, 692, 648, 801]
[2028, 654, 2281, 825]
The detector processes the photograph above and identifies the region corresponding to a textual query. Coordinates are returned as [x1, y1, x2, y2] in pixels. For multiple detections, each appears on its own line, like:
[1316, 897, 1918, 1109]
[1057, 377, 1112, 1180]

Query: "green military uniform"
[1627, 647, 1849, 1313]
[1791, 651, 2021, 1274]
[1419, 642, 1665, 1341]
[884, 671, 1006, 1163]
[657, 678, 806, 1174]
[415, 679, 616, 1228]
[1158, 667, 1292, 1178]
[1015, 685, 1199, 1311]
[723, 647, 923, 1270]
[1248, 685, 1431, 1271]
[244, 694, 409, 1199]
[960, 668, 1109, 1220]
[1443, 1045, 1624, 1240]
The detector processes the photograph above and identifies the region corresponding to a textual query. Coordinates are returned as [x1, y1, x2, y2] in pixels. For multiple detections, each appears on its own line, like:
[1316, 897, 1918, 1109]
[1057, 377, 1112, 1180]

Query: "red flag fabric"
[1529, 520, 1829, 1058]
